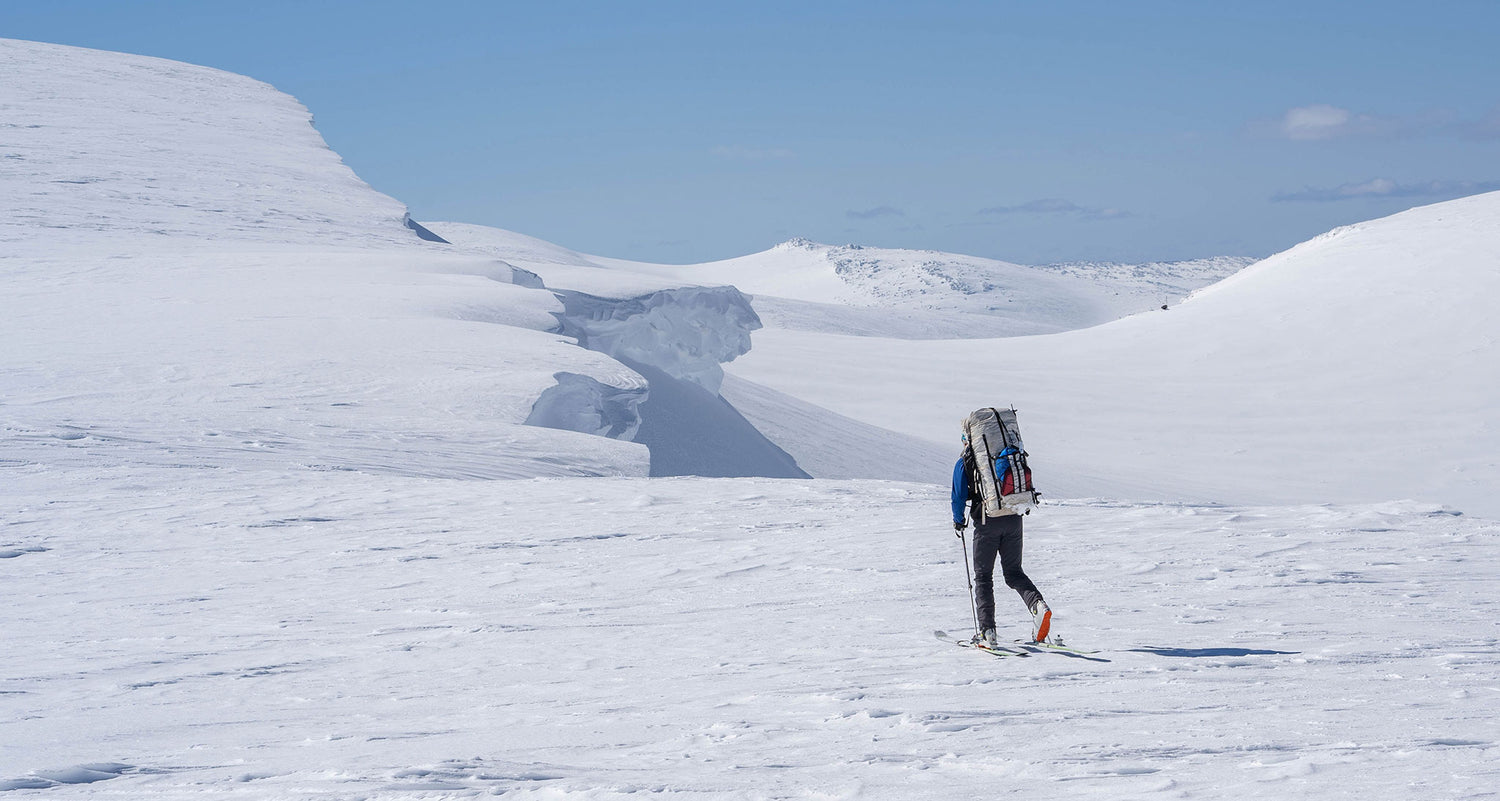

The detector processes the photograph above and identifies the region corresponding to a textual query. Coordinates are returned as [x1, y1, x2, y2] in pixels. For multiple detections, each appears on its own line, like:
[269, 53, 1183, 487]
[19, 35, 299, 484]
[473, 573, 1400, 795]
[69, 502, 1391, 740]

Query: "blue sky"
[4, 0, 1497, 263]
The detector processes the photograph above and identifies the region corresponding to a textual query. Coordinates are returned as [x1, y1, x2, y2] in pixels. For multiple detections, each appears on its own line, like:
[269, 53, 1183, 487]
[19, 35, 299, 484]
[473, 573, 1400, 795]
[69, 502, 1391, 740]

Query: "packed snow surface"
[3, 38, 1499, 800]
[4, 469, 1497, 798]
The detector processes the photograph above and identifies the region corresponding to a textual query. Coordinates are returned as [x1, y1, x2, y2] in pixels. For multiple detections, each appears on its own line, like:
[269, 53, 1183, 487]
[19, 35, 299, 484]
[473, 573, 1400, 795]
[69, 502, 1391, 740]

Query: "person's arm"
[951, 458, 969, 528]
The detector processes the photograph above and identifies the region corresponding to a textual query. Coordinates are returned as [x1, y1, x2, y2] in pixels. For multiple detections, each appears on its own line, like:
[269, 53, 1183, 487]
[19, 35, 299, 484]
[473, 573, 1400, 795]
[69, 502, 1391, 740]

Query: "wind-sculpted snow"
[551, 286, 762, 395]
[0, 39, 655, 482]
[544, 286, 807, 477]
[403, 214, 451, 243]
[523, 372, 646, 440]
[0, 38, 420, 251]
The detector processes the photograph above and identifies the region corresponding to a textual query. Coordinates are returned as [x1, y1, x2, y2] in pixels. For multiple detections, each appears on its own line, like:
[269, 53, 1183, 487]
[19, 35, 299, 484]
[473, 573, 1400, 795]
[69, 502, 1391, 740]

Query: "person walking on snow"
[952, 436, 1051, 648]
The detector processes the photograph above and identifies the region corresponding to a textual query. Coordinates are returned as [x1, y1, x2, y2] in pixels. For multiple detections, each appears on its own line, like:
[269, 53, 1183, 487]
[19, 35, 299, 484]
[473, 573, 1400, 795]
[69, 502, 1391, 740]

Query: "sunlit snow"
[2, 37, 1497, 800]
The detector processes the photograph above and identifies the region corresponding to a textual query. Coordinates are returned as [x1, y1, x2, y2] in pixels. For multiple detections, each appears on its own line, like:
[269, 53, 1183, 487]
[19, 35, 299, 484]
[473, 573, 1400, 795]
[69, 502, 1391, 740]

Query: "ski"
[935, 630, 1028, 657]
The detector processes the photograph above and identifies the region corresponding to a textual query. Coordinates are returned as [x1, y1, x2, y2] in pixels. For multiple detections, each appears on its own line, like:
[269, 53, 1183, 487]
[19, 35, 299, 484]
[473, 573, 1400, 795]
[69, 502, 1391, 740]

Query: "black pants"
[971, 514, 1043, 631]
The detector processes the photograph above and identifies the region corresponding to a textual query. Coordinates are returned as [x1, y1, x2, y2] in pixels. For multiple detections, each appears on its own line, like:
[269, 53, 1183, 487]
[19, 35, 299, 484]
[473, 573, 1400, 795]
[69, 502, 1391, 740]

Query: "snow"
[3, 37, 1499, 800]
[427, 224, 1249, 340]
[551, 286, 762, 396]
[0, 38, 652, 481]
[0, 39, 412, 253]
[726, 194, 1500, 517]
[5, 469, 1497, 797]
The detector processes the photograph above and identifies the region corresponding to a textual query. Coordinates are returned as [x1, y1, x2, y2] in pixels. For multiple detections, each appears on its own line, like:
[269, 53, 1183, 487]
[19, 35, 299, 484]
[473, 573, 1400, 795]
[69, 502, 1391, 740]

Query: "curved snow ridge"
[422, 222, 1256, 338]
[598, 237, 1247, 333]
[524, 372, 646, 440]
[0, 38, 419, 251]
[551, 286, 762, 396]
[533, 285, 806, 478]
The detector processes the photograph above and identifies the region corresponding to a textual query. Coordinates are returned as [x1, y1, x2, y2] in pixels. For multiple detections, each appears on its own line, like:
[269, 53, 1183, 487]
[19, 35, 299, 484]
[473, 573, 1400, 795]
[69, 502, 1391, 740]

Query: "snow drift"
[550, 286, 762, 395]
[543, 286, 806, 477]
[729, 192, 1500, 516]
[0, 37, 815, 482]
[0, 38, 653, 480]
[421, 222, 1250, 481]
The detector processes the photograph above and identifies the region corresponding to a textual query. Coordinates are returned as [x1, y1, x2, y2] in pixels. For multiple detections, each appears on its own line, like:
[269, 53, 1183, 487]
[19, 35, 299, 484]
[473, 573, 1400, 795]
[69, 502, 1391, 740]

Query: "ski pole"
[957, 527, 980, 639]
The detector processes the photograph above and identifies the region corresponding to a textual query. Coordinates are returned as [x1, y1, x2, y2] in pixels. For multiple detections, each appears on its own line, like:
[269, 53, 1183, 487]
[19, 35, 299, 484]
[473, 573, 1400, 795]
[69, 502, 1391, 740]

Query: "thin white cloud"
[1280, 104, 1361, 140]
[1272, 177, 1500, 202]
[1264, 103, 1500, 141]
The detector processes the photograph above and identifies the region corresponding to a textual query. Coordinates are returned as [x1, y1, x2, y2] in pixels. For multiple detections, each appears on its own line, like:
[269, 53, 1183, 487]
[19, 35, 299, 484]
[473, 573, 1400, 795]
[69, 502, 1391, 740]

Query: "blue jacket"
[951, 455, 972, 524]
[954, 447, 1020, 523]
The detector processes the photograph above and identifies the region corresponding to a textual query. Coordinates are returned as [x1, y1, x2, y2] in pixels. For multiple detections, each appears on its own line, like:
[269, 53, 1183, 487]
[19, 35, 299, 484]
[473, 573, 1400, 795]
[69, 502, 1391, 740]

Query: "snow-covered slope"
[417, 222, 1256, 479]
[425, 223, 1250, 339]
[729, 192, 1500, 517]
[0, 38, 846, 484]
[418, 221, 1256, 476]
[0, 39, 418, 252]
[0, 38, 652, 480]
[420, 222, 689, 300]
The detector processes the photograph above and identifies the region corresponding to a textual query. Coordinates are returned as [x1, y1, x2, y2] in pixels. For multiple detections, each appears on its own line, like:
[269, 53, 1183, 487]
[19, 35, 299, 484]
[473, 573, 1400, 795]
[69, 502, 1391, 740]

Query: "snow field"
[5, 36, 1500, 801]
[727, 192, 1500, 516]
[3, 466, 1496, 798]
[0, 247, 651, 481]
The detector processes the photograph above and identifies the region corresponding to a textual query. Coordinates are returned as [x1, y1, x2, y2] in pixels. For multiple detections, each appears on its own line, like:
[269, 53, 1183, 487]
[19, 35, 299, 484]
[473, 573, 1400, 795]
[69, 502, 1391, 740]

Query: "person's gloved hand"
[953, 520, 967, 534]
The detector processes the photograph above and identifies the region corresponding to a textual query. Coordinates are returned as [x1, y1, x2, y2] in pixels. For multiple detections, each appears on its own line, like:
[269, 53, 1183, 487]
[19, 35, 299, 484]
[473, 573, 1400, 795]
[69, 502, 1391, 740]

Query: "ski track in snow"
[3, 467, 1496, 799]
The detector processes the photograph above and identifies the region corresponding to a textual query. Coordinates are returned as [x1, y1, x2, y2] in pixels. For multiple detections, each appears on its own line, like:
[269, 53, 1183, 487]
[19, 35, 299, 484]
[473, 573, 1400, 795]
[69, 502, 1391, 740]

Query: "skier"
[952, 433, 1051, 649]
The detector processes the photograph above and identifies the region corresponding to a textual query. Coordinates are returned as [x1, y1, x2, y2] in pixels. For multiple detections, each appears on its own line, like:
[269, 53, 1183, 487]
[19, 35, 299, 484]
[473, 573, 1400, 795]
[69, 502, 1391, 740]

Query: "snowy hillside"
[3, 39, 1497, 800]
[416, 223, 1254, 480]
[1034, 255, 1255, 306]
[0, 39, 417, 252]
[729, 192, 1500, 517]
[427, 223, 1250, 339]
[0, 38, 655, 480]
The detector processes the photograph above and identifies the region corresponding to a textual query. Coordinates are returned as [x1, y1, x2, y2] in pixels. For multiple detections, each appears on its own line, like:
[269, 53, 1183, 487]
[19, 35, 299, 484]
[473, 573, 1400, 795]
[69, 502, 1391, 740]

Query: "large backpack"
[962, 407, 1039, 516]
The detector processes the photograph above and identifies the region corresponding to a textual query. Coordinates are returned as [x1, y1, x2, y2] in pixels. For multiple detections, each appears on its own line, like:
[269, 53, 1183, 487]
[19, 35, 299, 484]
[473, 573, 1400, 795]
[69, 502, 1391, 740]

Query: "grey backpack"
[962, 407, 1039, 516]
